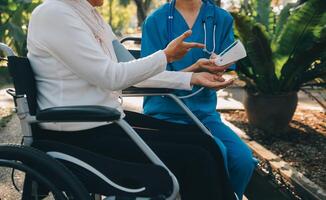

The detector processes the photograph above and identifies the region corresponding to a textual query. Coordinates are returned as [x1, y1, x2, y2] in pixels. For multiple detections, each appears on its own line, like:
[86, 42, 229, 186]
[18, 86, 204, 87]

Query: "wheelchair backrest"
[129, 50, 140, 59]
[7, 56, 38, 115]
[5, 37, 141, 116]
[4, 37, 142, 117]
[119, 36, 141, 59]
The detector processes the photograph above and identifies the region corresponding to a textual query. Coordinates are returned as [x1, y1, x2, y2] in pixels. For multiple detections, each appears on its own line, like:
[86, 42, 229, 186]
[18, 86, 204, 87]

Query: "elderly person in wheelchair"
[0, 0, 243, 199]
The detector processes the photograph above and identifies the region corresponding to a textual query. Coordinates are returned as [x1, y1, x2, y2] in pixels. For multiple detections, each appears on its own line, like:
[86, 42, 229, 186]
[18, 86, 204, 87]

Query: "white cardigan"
[27, 0, 193, 131]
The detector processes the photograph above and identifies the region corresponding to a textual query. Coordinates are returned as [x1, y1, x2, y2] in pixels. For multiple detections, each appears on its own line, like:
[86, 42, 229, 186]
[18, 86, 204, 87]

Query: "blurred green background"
[0, 0, 310, 56]
[0, 0, 325, 89]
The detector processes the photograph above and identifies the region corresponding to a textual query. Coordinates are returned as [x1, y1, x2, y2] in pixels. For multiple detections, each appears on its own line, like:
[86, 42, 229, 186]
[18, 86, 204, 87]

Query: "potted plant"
[232, 0, 326, 133]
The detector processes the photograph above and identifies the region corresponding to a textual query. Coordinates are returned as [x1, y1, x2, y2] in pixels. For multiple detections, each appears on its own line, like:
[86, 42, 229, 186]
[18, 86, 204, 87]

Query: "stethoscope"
[168, 0, 217, 55]
[167, 0, 218, 99]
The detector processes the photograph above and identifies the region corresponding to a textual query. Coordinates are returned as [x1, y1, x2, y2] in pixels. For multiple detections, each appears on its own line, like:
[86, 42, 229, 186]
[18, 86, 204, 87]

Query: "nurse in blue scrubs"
[141, 0, 256, 199]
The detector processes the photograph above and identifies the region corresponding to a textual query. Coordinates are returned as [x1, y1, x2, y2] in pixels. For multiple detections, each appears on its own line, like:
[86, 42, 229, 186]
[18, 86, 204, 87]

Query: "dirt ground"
[0, 109, 24, 200]
[1, 106, 324, 199]
[221, 108, 326, 190]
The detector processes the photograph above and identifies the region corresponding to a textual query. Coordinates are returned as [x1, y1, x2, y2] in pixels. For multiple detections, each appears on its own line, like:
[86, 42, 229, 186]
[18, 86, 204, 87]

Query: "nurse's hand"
[164, 30, 205, 63]
[184, 58, 233, 73]
[190, 72, 234, 90]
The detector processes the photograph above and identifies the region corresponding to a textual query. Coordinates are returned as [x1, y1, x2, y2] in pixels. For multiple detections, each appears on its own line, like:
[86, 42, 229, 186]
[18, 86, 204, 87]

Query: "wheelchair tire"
[0, 158, 67, 199]
[0, 144, 91, 200]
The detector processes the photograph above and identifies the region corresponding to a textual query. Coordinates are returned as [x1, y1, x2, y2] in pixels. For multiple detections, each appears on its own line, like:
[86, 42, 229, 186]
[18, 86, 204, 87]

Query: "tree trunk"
[133, 0, 147, 26]
[243, 0, 249, 7]
[298, 0, 308, 5]
[108, 0, 113, 25]
[214, 0, 221, 6]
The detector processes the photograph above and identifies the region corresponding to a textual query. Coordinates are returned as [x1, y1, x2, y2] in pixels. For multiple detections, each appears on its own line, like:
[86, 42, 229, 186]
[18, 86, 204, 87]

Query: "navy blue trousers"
[205, 118, 257, 199]
[145, 112, 256, 199]
[34, 111, 236, 200]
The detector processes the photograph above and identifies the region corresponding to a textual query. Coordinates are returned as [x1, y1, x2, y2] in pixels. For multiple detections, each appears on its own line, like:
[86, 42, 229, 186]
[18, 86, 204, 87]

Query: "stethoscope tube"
[167, 0, 217, 99]
[202, 22, 216, 55]
[168, 0, 217, 55]
[167, 0, 175, 42]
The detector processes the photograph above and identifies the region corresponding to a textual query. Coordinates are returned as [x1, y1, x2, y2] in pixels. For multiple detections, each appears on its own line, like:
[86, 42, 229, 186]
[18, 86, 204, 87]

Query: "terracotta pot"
[243, 91, 298, 133]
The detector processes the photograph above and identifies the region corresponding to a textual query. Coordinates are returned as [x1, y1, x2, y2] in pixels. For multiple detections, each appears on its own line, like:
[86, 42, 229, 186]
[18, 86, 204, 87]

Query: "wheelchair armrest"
[36, 105, 121, 122]
[122, 86, 172, 95]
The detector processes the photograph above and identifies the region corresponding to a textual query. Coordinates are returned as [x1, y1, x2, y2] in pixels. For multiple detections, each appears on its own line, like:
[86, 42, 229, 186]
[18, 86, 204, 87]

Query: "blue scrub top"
[141, 2, 235, 124]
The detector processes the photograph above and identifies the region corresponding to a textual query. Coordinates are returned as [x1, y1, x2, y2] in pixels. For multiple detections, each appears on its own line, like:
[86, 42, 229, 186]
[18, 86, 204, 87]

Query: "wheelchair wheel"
[0, 144, 91, 200]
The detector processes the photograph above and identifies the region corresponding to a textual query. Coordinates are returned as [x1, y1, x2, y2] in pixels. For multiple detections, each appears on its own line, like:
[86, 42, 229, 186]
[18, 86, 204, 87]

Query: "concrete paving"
[0, 88, 14, 109]
[0, 86, 324, 114]
[218, 87, 325, 111]
[121, 87, 325, 113]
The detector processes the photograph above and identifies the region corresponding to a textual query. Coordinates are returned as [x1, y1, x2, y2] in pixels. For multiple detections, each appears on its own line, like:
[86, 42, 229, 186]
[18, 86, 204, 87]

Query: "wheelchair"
[0, 38, 236, 200]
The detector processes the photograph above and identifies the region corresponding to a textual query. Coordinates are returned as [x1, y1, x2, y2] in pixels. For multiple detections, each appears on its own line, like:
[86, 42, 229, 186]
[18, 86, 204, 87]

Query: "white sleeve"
[135, 71, 193, 90]
[29, 3, 166, 91]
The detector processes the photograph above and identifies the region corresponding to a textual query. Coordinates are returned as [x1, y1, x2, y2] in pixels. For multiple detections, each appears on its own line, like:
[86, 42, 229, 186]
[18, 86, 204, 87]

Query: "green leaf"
[0, 1, 41, 55]
[118, 0, 130, 7]
[254, 0, 271, 31]
[273, 3, 296, 41]
[273, 0, 326, 69]
[299, 62, 326, 87]
[233, 13, 279, 93]
[276, 0, 326, 91]
[8, 22, 25, 42]
[280, 37, 326, 91]
[234, 0, 326, 93]
[0, 0, 9, 6]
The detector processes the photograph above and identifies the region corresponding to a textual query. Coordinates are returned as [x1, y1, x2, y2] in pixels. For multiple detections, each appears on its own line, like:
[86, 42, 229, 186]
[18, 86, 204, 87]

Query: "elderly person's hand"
[190, 72, 234, 90]
[164, 30, 204, 63]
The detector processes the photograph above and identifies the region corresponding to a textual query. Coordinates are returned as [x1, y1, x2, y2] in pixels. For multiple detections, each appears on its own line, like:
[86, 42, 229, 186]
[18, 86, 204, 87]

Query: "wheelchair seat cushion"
[32, 140, 173, 199]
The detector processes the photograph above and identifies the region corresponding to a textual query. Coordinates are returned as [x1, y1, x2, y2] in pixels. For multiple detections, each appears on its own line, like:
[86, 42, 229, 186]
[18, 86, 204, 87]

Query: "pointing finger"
[183, 42, 205, 49]
[175, 30, 192, 42]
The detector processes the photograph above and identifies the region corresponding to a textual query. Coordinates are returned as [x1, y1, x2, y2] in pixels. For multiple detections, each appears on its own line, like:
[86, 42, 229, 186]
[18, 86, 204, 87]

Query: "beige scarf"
[56, 0, 117, 61]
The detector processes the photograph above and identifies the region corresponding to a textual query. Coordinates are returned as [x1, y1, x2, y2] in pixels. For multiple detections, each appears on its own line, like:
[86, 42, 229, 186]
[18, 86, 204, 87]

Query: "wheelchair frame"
[0, 43, 180, 200]
[120, 36, 213, 136]
[0, 37, 231, 199]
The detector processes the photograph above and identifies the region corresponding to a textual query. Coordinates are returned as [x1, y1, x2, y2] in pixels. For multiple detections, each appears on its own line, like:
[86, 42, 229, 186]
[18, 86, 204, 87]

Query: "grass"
[0, 113, 13, 128]
[0, 62, 13, 128]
